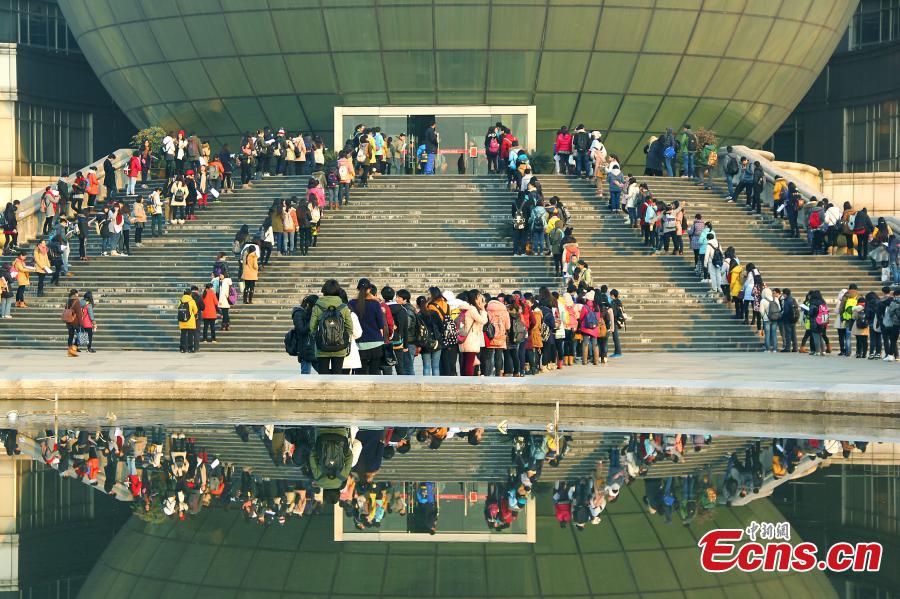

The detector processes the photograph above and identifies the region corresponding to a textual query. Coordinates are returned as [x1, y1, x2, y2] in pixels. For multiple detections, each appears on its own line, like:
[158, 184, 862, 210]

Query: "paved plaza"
[0, 351, 896, 439]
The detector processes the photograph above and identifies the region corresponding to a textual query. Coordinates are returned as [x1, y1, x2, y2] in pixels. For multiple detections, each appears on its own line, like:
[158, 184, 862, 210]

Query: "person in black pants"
[309, 279, 354, 375]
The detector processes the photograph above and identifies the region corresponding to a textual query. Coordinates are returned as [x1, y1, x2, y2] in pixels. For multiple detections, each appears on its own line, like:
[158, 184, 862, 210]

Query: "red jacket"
[556, 133, 573, 153]
[500, 135, 517, 161]
[128, 156, 141, 177]
[201, 289, 218, 319]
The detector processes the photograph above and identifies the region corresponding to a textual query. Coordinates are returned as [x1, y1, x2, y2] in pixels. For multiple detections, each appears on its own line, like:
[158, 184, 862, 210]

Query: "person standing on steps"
[723, 146, 739, 200]
[779, 288, 799, 352]
[571, 125, 591, 179]
[241, 240, 259, 304]
[511, 187, 533, 257]
[201, 283, 218, 343]
[677, 124, 696, 179]
[80, 290, 96, 352]
[102, 154, 117, 201]
[190, 285, 204, 353]
[348, 278, 388, 375]
[852, 207, 874, 261]
[63, 288, 82, 357]
[215, 272, 233, 332]
[751, 161, 765, 214]
[730, 157, 753, 206]
[337, 150, 354, 206]
[760, 287, 781, 353]
[555, 126, 572, 175]
[784, 182, 801, 237]
[11, 251, 32, 308]
[177, 288, 198, 353]
[86, 166, 100, 210]
[643, 136, 663, 177]
[423, 122, 438, 175]
[309, 279, 354, 374]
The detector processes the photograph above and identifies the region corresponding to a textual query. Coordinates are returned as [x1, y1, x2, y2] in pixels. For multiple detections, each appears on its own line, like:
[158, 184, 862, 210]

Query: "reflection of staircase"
[179, 427, 755, 482]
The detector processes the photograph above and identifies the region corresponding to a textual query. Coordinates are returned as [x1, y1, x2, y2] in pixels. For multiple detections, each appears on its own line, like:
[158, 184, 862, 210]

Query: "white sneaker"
[111, 250, 121, 256]
[885, 355, 895, 362]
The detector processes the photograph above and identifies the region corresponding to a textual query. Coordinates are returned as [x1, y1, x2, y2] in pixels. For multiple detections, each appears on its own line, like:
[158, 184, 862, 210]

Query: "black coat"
[102, 159, 116, 187]
[291, 306, 316, 363]
[422, 127, 438, 153]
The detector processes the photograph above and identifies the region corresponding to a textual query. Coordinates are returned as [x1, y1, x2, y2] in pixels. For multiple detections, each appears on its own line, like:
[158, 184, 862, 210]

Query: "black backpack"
[725, 155, 739, 176]
[315, 433, 348, 478]
[687, 133, 698, 152]
[573, 131, 589, 151]
[711, 246, 724, 268]
[284, 328, 300, 356]
[177, 301, 191, 323]
[402, 304, 419, 344]
[484, 320, 496, 340]
[315, 305, 350, 353]
[415, 313, 440, 352]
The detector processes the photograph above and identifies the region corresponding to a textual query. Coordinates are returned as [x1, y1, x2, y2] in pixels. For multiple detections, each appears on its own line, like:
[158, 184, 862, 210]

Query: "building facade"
[765, 0, 900, 173]
[0, 0, 131, 202]
[58, 0, 856, 171]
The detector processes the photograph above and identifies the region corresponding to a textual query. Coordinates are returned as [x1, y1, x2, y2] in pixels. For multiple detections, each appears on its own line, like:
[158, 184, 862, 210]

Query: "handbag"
[78, 330, 89, 347]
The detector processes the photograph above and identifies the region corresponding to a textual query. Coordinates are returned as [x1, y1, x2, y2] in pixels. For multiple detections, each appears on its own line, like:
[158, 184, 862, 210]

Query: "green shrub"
[131, 126, 167, 161]
[529, 151, 555, 175]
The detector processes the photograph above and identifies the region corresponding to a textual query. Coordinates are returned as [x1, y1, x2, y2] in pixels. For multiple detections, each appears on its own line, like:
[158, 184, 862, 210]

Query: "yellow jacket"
[772, 179, 787, 202]
[242, 251, 258, 281]
[729, 264, 745, 298]
[33, 247, 51, 273]
[178, 294, 198, 330]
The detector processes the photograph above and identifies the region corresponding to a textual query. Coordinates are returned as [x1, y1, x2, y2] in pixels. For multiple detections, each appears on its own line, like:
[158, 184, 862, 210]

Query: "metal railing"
[8, 148, 134, 246]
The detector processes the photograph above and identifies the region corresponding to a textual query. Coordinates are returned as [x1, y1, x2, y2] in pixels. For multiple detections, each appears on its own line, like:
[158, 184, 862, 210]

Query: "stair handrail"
[10, 148, 135, 245]
[717, 145, 900, 232]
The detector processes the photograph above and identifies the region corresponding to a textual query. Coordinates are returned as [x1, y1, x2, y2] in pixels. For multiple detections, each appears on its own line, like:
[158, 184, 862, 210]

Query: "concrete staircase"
[0, 174, 881, 352]
[180, 426, 754, 482]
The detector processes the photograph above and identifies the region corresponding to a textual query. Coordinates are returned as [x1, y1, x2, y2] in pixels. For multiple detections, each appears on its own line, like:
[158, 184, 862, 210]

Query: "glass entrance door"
[435, 114, 492, 175]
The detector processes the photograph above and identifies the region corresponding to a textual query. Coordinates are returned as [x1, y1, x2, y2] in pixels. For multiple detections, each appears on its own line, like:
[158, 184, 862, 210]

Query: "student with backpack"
[415, 295, 442, 376]
[177, 289, 198, 353]
[485, 128, 500, 174]
[511, 191, 532, 256]
[677, 124, 697, 178]
[308, 279, 353, 374]
[337, 150, 354, 207]
[760, 287, 781, 353]
[309, 428, 353, 501]
[723, 146, 739, 200]
[704, 234, 724, 293]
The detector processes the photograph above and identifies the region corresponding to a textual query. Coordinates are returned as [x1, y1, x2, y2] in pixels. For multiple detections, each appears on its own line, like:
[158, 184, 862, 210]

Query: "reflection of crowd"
[4, 426, 876, 533]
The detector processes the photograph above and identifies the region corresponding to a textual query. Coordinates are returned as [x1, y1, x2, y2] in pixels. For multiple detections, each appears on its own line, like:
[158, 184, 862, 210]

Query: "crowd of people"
[4, 424, 873, 535]
[285, 277, 629, 377]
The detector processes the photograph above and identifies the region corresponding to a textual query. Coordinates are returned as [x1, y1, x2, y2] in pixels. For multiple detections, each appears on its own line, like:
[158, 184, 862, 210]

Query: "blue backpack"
[664, 146, 676, 160]
[582, 309, 598, 330]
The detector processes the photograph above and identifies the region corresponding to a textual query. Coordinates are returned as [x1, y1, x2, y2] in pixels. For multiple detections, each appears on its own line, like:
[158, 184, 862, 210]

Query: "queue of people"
[285, 276, 630, 376]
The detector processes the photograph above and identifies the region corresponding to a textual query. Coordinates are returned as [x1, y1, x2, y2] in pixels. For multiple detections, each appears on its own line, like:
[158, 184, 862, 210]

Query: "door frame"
[333, 105, 536, 155]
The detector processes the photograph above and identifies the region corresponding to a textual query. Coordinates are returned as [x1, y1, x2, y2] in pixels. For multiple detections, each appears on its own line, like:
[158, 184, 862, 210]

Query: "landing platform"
[1, 351, 896, 439]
